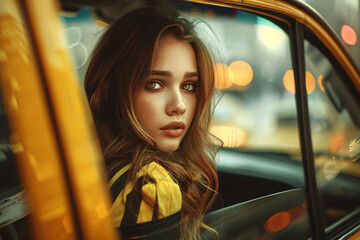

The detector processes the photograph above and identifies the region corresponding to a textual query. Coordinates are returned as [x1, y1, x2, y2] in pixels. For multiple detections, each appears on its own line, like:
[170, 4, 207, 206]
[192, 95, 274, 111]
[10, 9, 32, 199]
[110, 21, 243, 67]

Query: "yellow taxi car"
[0, 0, 359, 239]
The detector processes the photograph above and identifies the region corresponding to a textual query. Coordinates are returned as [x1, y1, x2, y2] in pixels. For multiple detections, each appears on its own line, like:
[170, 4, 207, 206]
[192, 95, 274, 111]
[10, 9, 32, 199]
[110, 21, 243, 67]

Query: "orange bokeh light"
[265, 211, 291, 233]
[229, 60, 253, 86]
[214, 63, 232, 90]
[283, 70, 296, 94]
[306, 71, 316, 94]
[329, 131, 348, 154]
[283, 70, 316, 94]
[341, 25, 357, 45]
[317, 75, 325, 92]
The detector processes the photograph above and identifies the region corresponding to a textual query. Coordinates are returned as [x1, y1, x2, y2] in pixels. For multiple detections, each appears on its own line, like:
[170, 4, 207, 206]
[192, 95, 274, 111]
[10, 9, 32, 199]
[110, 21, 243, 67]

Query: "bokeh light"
[257, 18, 287, 51]
[283, 70, 295, 94]
[283, 70, 316, 94]
[317, 75, 325, 92]
[214, 63, 232, 90]
[341, 25, 357, 45]
[264, 211, 291, 233]
[305, 71, 316, 94]
[329, 131, 347, 154]
[228, 60, 253, 86]
[210, 125, 247, 148]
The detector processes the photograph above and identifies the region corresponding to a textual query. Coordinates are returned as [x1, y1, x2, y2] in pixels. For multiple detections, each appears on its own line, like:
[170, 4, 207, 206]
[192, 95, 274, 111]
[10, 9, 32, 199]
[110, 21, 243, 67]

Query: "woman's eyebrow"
[150, 70, 198, 78]
[184, 72, 198, 78]
[150, 70, 172, 77]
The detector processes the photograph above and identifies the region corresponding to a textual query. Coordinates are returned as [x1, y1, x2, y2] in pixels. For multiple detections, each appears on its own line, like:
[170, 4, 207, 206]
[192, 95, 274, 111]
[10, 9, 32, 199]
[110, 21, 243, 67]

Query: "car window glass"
[304, 39, 360, 228]
[0, 93, 29, 239]
[179, 5, 311, 238]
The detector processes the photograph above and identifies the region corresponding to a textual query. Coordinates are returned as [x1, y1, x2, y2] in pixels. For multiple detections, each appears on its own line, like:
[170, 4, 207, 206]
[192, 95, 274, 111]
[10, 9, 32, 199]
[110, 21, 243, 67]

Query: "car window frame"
[302, 25, 360, 239]
[251, 9, 360, 240]
[242, 4, 360, 240]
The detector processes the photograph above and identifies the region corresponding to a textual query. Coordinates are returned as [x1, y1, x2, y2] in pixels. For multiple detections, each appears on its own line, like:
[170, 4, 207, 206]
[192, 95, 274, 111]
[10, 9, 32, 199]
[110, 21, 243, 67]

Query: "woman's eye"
[146, 81, 162, 90]
[183, 83, 196, 92]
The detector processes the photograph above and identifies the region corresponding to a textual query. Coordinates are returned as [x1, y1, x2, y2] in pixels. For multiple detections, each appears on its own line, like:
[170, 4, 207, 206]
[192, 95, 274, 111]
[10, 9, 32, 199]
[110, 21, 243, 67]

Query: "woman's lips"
[161, 128, 184, 137]
[160, 122, 185, 137]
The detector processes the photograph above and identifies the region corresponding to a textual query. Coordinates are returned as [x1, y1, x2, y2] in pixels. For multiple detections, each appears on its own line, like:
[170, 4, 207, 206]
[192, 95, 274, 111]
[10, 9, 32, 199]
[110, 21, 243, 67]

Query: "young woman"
[85, 6, 219, 240]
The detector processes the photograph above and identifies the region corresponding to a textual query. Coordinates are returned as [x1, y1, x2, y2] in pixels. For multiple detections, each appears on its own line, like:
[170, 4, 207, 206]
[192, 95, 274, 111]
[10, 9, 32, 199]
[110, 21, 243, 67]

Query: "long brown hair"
[85, 6, 218, 239]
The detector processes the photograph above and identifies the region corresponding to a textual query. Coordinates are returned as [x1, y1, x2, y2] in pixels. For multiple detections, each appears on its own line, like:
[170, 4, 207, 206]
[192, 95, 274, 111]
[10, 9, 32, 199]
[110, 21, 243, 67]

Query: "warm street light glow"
[229, 60, 253, 86]
[341, 25, 357, 45]
[318, 75, 325, 92]
[214, 63, 232, 90]
[210, 125, 247, 148]
[283, 70, 315, 94]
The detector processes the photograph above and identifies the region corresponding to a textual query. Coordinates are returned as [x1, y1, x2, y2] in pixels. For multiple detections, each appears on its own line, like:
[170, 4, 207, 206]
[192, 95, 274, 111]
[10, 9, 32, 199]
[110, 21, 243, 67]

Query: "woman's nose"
[166, 90, 186, 115]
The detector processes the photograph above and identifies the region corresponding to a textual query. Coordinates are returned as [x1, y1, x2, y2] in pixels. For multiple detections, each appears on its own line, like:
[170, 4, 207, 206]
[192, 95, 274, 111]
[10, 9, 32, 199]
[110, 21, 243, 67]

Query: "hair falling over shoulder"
[84, 6, 219, 239]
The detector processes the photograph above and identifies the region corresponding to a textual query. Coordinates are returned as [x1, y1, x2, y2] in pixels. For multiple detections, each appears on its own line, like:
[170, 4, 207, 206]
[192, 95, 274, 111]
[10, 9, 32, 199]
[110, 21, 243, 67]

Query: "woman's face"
[134, 34, 198, 152]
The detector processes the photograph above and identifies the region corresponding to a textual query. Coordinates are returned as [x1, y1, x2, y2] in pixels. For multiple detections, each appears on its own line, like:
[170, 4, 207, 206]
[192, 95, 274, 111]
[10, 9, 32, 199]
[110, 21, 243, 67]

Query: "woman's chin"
[155, 142, 180, 152]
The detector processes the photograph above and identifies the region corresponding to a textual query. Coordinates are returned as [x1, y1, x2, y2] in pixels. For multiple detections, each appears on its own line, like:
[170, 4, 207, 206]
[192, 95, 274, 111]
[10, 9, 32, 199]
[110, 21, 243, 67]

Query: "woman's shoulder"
[108, 162, 176, 190]
[109, 162, 182, 228]
[137, 161, 176, 182]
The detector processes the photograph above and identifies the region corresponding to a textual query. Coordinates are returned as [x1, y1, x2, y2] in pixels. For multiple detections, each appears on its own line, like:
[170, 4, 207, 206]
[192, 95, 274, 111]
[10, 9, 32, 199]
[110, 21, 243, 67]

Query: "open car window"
[61, 1, 312, 238]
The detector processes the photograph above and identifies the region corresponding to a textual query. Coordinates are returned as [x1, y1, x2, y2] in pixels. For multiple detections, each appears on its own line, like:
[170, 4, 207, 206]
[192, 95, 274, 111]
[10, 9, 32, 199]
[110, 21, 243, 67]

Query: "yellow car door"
[0, 0, 118, 239]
